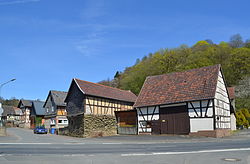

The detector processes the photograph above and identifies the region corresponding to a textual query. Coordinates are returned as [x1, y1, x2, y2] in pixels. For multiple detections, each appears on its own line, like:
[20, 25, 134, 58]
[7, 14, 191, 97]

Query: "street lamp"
[0, 78, 16, 101]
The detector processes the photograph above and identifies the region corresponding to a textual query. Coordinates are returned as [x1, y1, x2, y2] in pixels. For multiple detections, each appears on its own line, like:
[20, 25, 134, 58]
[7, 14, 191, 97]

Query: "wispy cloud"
[81, 0, 106, 20]
[0, 0, 40, 6]
[75, 30, 105, 57]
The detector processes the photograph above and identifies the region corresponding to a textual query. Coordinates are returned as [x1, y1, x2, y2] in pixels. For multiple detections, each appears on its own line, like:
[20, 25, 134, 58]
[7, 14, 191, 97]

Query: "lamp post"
[0, 78, 16, 102]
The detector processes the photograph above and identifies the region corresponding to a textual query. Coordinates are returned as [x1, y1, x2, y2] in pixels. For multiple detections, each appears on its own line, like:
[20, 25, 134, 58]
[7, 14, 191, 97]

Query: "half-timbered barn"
[44, 90, 68, 130]
[134, 65, 234, 137]
[65, 78, 137, 137]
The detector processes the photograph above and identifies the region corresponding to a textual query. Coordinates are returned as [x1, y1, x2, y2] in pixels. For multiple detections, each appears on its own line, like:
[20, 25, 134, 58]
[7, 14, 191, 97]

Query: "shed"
[134, 65, 233, 137]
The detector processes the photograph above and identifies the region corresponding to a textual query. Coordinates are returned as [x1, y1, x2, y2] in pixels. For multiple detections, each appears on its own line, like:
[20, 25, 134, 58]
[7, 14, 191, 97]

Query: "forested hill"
[99, 34, 250, 110]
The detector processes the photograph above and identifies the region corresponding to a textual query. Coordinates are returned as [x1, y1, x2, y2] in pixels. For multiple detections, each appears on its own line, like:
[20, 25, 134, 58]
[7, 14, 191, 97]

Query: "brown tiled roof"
[227, 87, 235, 99]
[74, 79, 137, 103]
[134, 65, 221, 108]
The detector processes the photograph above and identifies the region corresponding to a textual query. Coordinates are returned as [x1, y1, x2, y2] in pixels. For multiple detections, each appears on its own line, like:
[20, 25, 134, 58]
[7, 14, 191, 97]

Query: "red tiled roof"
[227, 87, 235, 99]
[74, 79, 137, 103]
[134, 65, 221, 108]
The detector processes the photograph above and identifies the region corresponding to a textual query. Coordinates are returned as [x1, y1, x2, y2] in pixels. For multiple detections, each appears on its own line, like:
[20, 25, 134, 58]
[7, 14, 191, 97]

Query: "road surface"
[0, 128, 249, 163]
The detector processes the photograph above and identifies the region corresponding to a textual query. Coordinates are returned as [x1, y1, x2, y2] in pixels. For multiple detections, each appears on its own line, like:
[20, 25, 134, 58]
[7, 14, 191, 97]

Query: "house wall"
[137, 100, 216, 134]
[19, 103, 31, 127]
[230, 114, 236, 130]
[67, 114, 84, 136]
[137, 106, 159, 133]
[56, 116, 68, 128]
[187, 100, 214, 132]
[44, 119, 50, 129]
[44, 94, 56, 116]
[85, 95, 133, 116]
[214, 71, 231, 129]
[66, 82, 84, 116]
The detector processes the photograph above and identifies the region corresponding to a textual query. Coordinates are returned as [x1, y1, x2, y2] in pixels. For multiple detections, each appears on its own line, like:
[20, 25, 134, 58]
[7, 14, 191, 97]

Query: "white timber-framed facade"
[134, 65, 234, 137]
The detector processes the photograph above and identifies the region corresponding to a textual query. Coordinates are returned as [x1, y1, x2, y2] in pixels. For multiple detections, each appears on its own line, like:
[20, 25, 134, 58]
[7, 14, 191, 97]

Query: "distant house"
[134, 65, 234, 137]
[44, 90, 68, 130]
[228, 87, 237, 130]
[17, 99, 33, 128]
[2, 105, 23, 127]
[65, 78, 137, 137]
[30, 101, 45, 129]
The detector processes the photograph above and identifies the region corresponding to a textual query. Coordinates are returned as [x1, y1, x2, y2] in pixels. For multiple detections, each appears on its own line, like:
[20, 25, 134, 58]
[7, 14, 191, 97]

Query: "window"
[52, 106, 54, 112]
[58, 119, 68, 124]
[50, 119, 55, 125]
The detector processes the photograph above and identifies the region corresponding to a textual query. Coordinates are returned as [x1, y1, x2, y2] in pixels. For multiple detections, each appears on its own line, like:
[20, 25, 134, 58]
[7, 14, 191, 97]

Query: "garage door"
[159, 105, 190, 134]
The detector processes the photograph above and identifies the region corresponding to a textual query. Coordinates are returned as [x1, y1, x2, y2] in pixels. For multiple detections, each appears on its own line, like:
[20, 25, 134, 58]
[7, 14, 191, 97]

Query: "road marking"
[102, 143, 122, 144]
[0, 143, 53, 145]
[121, 148, 250, 156]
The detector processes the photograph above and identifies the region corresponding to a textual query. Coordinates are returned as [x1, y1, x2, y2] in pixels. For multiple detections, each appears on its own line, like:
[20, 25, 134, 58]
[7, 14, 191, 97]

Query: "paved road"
[0, 128, 249, 164]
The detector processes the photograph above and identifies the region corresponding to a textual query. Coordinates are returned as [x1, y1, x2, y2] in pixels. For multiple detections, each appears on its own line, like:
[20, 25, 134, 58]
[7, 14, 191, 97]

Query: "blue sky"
[0, 0, 249, 100]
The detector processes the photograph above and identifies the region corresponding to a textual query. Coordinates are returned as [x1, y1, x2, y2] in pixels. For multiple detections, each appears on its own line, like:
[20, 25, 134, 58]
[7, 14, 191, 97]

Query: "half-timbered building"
[134, 65, 235, 137]
[65, 78, 137, 137]
[44, 90, 68, 130]
[17, 99, 33, 128]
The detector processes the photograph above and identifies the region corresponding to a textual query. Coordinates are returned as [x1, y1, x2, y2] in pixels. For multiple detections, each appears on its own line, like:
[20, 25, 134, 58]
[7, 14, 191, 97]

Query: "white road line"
[121, 148, 250, 156]
[0, 143, 53, 145]
[102, 143, 122, 145]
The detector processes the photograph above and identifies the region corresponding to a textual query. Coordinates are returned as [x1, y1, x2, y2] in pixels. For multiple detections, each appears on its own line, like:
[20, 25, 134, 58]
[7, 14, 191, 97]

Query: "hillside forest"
[99, 34, 250, 113]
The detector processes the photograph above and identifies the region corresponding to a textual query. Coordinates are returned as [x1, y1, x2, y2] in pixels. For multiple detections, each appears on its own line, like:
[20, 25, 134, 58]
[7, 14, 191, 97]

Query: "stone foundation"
[67, 114, 117, 137]
[189, 129, 231, 138]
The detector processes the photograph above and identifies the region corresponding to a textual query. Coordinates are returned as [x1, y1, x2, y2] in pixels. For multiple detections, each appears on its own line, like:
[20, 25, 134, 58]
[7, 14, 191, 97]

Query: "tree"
[245, 39, 250, 48]
[205, 39, 214, 44]
[241, 108, 250, 125]
[230, 48, 250, 84]
[229, 34, 244, 48]
[236, 110, 249, 128]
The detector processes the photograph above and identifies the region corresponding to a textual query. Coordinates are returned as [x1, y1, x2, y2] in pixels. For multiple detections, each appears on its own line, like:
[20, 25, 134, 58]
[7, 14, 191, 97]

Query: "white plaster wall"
[214, 70, 231, 129]
[231, 114, 236, 131]
[188, 100, 213, 117]
[190, 118, 214, 132]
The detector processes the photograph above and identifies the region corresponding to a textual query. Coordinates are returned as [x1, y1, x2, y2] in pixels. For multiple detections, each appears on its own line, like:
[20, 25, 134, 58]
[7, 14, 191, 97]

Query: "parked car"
[34, 126, 48, 134]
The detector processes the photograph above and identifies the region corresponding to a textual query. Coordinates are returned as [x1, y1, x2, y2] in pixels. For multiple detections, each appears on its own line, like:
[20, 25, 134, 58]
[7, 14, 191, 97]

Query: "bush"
[236, 109, 249, 128]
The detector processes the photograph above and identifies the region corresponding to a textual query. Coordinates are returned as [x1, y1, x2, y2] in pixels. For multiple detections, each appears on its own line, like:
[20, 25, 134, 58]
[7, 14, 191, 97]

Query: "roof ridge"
[148, 64, 221, 79]
[50, 90, 67, 93]
[75, 78, 133, 93]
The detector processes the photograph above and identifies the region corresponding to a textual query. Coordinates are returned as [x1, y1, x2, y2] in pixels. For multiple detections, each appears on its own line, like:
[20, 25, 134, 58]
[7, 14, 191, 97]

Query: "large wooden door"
[160, 105, 190, 134]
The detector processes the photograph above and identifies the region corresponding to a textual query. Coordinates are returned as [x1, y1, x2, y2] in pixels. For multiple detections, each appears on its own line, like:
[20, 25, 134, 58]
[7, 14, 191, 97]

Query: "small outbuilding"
[134, 65, 233, 137]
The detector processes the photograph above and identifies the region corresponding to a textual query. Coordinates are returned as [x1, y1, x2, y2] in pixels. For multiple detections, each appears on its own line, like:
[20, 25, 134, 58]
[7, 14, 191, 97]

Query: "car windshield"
[36, 126, 45, 129]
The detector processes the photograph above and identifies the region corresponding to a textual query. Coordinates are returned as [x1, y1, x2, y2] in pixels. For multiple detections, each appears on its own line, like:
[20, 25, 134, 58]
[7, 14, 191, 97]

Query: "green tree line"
[100, 34, 250, 111]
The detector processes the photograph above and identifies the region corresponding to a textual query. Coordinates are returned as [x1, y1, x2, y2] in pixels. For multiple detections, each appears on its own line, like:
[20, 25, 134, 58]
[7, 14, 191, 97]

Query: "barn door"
[159, 105, 190, 134]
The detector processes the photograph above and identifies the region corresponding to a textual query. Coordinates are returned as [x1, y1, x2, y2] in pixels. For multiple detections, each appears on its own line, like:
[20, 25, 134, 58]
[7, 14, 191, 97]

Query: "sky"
[0, 0, 250, 100]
